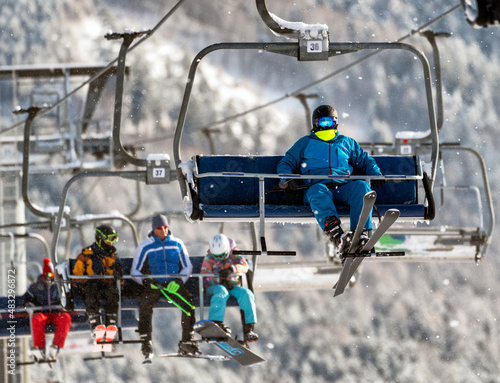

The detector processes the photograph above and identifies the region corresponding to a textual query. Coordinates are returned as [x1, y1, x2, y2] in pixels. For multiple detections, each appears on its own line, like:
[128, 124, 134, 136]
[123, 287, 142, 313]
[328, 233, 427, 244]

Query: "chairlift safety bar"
[192, 161, 423, 256]
[66, 269, 243, 326]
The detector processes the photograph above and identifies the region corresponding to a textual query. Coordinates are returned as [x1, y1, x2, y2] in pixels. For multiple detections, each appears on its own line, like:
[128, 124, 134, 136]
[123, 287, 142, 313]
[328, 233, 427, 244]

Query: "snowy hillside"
[1, 0, 499, 382]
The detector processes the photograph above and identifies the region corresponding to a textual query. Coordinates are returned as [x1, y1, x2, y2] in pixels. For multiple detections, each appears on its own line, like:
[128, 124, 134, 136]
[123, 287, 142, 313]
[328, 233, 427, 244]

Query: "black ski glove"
[219, 268, 234, 290]
[371, 178, 386, 189]
[143, 277, 159, 289]
[218, 268, 232, 280]
[111, 262, 123, 280]
[278, 179, 298, 194]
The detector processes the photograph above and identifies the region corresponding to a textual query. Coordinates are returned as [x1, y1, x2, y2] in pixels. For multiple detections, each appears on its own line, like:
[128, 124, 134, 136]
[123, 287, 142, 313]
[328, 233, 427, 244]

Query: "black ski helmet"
[312, 105, 338, 132]
[95, 224, 118, 252]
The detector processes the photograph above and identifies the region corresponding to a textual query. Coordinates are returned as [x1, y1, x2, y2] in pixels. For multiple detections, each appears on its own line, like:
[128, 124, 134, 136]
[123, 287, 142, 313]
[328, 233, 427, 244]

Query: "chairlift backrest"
[190, 154, 432, 222]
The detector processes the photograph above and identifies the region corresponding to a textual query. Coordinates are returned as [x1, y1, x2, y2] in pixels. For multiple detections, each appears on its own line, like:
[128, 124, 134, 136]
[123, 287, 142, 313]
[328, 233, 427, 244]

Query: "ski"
[101, 325, 118, 353]
[92, 324, 107, 352]
[347, 191, 377, 253]
[333, 208, 401, 297]
[16, 357, 57, 367]
[332, 191, 376, 296]
[194, 320, 266, 367]
[340, 209, 401, 290]
[360, 209, 400, 254]
[84, 354, 124, 362]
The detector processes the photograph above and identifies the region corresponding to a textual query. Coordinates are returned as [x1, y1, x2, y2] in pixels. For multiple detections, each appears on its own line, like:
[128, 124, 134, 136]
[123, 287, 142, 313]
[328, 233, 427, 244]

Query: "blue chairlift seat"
[190, 155, 433, 222]
[0, 297, 89, 338]
[66, 256, 240, 314]
[0, 256, 243, 339]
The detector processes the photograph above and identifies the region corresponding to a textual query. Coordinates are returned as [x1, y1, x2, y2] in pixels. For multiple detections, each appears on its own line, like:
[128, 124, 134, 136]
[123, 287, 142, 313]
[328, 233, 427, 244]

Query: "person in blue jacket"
[132, 214, 197, 360]
[277, 105, 383, 251]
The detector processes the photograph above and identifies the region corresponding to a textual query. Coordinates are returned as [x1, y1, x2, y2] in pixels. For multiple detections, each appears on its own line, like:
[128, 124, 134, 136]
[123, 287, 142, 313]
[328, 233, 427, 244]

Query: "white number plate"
[307, 40, 322, 53]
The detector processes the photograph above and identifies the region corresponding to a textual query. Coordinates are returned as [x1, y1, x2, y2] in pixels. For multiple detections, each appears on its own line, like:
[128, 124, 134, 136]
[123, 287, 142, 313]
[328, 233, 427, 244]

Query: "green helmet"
[95, 224, 119, 252]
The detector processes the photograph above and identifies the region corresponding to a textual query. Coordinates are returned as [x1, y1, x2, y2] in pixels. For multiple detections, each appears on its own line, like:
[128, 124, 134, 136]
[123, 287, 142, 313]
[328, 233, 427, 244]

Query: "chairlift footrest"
[343, 251, 405, 258]
[233, 250, 296, 256]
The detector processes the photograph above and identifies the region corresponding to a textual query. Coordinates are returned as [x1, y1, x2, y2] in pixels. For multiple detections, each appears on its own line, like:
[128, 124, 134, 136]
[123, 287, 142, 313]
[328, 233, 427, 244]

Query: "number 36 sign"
[307, 40, 323, 53]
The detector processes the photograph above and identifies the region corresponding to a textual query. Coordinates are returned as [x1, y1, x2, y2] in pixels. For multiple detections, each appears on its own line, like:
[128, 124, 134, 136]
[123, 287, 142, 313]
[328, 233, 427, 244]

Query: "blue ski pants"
[304, 181, 373, 230]
[206, 284, 257, 324]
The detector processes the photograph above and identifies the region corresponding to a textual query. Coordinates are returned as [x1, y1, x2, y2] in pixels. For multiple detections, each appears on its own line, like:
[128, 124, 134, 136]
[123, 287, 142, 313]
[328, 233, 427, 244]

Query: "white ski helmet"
[209, 233, 230, 260]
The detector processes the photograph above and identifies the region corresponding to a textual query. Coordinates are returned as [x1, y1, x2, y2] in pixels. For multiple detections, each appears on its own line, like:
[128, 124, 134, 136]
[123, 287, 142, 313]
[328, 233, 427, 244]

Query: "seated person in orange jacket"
[73, 224, 123, 336]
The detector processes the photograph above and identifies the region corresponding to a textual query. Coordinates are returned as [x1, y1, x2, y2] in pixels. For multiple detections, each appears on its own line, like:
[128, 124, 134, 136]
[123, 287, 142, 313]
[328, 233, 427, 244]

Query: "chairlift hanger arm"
[108, 32, 149, 168]
[439, 145, 495, 258]
[16, 106, 53, 219]
[50, 170, 145, 264]
[419, 30, 451, 133]
[0, 233, 50, 264]
[256, 0, 297, 37]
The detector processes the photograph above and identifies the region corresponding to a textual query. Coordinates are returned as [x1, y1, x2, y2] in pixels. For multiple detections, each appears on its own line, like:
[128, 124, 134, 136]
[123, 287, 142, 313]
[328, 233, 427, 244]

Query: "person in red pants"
[21, 258, 71, 360]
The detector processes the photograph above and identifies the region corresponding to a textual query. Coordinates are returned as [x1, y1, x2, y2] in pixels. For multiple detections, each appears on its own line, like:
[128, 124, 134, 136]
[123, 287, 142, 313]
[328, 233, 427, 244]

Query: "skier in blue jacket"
[132, 214, 197, 360]
[277, 105, 383, 251]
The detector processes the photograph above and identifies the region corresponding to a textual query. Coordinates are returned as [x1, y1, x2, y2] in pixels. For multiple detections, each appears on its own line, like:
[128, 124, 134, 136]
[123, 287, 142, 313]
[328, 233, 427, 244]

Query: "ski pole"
[164, 281, 195, 310]
[265, 184, 310, 195]
[151, 282, 194, 316]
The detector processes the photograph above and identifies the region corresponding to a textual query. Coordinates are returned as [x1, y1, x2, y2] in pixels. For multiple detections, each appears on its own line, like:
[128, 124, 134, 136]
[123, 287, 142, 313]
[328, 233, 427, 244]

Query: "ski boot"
[105, 313, 118, 326]
[88, 313, 101, 339]
[243, 323, 259, 343]
[178, 341, 200, 355]
[140, 334, 154, 363]
[179, 331, 200, 355]
[324, 217, 351, 254]
[357, 229, 372, 252]
[346, 229, 372, 254]
[213, 321, 232, 336]
[37, 347, 47, 360]
[48, 345, 60, 360]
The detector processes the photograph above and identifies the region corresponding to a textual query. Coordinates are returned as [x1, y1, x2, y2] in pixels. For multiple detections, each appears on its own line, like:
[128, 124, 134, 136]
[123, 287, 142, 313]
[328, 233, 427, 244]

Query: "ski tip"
[194, 319, 213, 330]
[333, 290, 344, 297]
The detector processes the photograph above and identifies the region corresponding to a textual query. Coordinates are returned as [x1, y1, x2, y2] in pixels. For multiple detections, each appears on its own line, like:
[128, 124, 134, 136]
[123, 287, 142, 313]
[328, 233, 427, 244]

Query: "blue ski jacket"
[277, 132, 381, 185]
[131, 231, 193, 285]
